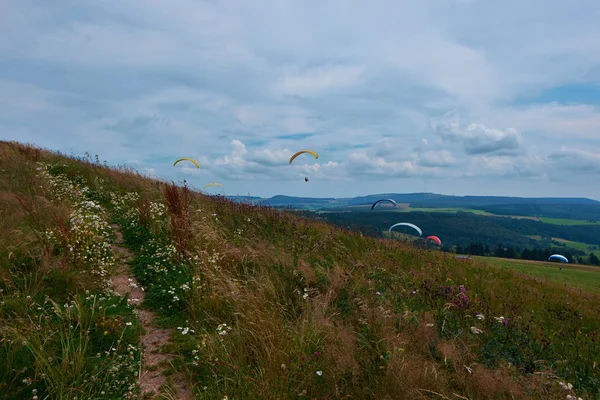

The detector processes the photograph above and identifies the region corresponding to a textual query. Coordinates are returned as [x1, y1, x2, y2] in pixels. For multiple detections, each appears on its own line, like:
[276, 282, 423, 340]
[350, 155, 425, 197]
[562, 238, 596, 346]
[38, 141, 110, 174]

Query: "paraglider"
[289, 150, 318, 182]
[203, 182, 223, 190]
[289, 150, 318, 164]
[548, 254, 569, 263]
[371, 199, 397, 210]
[388, 222, 422, 236]
[173, 158, 200, 168]
[424, 235, 442, 246]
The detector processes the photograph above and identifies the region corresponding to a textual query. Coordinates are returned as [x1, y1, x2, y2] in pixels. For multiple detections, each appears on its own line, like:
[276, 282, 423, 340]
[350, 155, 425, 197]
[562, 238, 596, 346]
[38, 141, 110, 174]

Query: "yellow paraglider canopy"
[173, 158, 200, 168]
[289, 150, 318, 164]
[203, 182, 224, 190]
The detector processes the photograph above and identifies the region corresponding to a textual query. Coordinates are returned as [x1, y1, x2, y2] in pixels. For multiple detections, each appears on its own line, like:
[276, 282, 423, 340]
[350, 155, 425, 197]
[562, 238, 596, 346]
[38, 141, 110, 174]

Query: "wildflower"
[475, 313, 485, 320]
[426, 323, 434, 327]
[126, 322, 132, 326]
[217, 323, 232, 336]
[494, 316, 505, 323]
[464, 365, 472, 374]
[316, 370, 323, 376]
[470, 326, 483, 335]
[313, 352, 319, 357]
[376, 291, 381, 296]
[281, 363, 286, 369]
[559, 382, 574, 391]
[178, 327, 191, 335]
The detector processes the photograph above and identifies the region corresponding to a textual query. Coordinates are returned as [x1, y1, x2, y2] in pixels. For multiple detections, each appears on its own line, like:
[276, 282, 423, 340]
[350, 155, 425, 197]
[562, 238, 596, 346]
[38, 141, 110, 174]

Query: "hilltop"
[1, 141, 599, 399]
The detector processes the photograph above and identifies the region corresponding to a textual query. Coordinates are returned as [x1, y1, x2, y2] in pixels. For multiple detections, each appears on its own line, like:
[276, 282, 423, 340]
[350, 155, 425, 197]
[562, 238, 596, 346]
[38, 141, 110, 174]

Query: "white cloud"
[548, 147, 600, 173]
[346, 152, 419, 177]
[246, 148, 292, 166]
[432, 113, 522, 155]
[484, 103, 600, 140]
[1, 0, 600, 198]
[273, 64, 365, 97]
[417, 150, 456, 168]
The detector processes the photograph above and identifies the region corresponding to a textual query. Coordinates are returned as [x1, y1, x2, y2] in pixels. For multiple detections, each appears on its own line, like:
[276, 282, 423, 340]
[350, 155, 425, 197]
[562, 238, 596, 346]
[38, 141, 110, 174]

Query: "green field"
[527, 235, 599, 256]
[539, 217, 600, 225]
[350, 205, 493, 214]
[477, 256, 600, 293]
[372, 206, 600, 226]
[552, 237, 600, 253]
[404, 207, 494, 215]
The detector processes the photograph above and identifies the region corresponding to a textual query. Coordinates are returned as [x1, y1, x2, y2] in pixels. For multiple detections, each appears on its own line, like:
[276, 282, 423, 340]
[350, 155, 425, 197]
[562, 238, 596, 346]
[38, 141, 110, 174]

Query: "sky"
[1, 0, 600, 199]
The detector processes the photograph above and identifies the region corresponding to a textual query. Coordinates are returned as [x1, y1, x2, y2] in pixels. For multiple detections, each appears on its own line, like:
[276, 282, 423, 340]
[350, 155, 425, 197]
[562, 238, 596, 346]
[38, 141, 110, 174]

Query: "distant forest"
[305, 210, 600, 265]
[448, 242, 599, 266]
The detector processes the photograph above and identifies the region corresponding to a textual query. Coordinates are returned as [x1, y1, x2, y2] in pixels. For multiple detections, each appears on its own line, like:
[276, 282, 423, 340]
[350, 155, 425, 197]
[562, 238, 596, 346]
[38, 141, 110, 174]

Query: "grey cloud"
[432, 114, 522, 155]
[548, 148, 600, 173]
[417, 150, 456, 168]
[2, 0, 600, 198]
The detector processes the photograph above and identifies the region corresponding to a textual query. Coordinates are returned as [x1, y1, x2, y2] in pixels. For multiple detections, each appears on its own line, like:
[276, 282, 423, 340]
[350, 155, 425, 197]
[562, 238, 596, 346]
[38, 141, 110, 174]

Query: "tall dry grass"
[2, 141, 600, 399]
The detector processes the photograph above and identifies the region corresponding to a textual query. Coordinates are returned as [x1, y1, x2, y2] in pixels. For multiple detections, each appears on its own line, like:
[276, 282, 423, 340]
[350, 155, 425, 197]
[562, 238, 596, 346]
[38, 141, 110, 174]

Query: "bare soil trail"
[110, 224, 193, 400]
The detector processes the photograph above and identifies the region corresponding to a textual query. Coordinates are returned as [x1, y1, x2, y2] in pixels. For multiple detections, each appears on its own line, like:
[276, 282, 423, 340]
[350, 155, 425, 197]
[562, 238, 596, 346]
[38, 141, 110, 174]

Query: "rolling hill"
[1, 141, 599, 399]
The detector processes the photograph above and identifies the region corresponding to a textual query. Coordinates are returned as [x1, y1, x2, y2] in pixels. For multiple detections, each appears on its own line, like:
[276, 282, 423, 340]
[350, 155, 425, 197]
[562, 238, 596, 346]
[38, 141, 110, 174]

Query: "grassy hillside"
[475, 257, 600, 294]
[1, 141, 600, 399]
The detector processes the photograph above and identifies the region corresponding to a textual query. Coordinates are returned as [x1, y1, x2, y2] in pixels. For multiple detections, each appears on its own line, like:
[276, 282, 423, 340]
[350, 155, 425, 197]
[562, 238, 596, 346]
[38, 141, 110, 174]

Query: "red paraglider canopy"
[424, 235, 442, 246]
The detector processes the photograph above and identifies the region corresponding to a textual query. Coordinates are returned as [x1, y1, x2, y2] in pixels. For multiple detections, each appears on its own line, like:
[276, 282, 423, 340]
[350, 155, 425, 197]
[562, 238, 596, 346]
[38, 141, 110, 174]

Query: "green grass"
[540, 217, 600, 225]
[0, 143, 142, 399]
[3, 141, 600, 399]
[476, 256, 600, 293]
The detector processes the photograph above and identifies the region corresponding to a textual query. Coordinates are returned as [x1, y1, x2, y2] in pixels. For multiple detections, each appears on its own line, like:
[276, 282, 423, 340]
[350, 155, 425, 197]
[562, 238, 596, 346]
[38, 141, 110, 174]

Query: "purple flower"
[313, 352, 319, 357]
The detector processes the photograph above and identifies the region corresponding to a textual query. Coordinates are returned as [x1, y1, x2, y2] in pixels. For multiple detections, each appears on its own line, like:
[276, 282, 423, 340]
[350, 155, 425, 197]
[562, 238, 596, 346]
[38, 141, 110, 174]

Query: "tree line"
[450, 242, 600, 266]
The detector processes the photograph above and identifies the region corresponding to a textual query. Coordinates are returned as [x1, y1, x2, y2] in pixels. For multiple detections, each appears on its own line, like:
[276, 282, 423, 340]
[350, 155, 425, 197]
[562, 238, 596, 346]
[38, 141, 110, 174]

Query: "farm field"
[527, 235, 599, 257]
[539, 217, 600, 225]
[476, 256, 600, 294]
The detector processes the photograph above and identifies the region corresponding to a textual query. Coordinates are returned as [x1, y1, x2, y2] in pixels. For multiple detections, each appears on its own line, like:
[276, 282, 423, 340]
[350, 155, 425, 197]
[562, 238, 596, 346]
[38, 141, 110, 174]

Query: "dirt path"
[110, 224, 193, 400]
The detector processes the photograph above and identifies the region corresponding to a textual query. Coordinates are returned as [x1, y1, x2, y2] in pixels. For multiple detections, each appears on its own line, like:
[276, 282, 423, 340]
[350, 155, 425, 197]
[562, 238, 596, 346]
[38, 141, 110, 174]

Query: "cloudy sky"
[1, 0, 600, 199]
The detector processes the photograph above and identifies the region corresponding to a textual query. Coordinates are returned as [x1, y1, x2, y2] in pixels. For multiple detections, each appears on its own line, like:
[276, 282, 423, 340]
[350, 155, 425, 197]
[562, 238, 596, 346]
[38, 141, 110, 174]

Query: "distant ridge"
[227, 192, 600, 206]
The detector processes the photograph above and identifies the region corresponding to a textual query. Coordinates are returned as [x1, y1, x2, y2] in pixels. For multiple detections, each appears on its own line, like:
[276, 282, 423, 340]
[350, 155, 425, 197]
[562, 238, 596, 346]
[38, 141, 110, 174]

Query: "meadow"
[1, 141, 599, 399]
[473, 257, 600, 294]
[539, 218, 600, 226]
